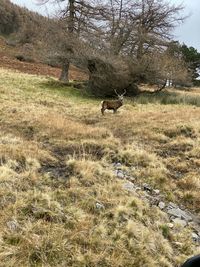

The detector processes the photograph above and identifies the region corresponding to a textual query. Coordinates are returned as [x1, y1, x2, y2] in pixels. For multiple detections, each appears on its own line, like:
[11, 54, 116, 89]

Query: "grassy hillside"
[0, 68, 200, 267]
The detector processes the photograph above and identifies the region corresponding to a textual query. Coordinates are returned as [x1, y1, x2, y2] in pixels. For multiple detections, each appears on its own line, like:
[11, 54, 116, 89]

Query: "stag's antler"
[114, 89, 119, 96]
[114, 89, 126, 96]
[122, 89, 126, 96]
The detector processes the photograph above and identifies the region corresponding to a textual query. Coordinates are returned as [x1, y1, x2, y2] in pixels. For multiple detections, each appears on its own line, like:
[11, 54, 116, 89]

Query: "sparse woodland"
[37, 0, 199, 95]
[2, 0, 200, 95]
[0, 1, 200, 267]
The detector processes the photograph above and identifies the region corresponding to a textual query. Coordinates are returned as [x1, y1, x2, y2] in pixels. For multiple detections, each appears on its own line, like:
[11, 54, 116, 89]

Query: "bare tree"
[37, 0, 103, 82]
[132, 0, 185, 60]
[100, 0, 185, 57]
[38, 0, 188, 95]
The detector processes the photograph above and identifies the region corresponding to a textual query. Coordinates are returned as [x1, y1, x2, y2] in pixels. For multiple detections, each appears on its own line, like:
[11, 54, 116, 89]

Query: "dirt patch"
[0, 54, 88, 80]
[39, 160, 72, 180]
[51, 142, 106, 161]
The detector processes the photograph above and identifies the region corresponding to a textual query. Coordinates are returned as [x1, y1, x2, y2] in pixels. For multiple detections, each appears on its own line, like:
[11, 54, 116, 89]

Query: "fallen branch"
[137, 79, 167, 95]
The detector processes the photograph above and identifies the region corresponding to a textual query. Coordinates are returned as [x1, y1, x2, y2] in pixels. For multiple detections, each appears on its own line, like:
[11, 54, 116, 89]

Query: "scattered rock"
[172, 218, 187, 228]
[158, 201, 166, 210]
[191, 232, 200, 243]
[135, 186, 141, 191]
[6, 220, 19, 231]
[153, 189, 160, 195]
[114, 162, 200, 245]
[116, 170, 125, 179]
[167, 207, 192, 222]
[167, 223, 174, 229]
[96, 202, 105, 210]
[113, 162, 122, 169]
[168, 202, 178, 209]
[123, 182, 136, 192]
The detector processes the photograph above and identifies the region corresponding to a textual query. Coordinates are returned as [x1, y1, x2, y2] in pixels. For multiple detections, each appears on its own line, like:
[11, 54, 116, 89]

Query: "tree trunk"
[68, 0, 75, 33]
[59, 62, 70, 82]
[58, 0, 75, 83]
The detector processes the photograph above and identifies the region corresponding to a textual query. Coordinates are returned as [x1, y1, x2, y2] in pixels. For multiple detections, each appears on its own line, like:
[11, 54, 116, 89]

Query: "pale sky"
[10, 0, 200, 51]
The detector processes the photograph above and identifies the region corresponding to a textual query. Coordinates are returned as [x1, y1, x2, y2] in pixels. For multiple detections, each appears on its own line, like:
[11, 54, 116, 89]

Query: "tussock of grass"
[134, 90, 200, 107]
[164, 125, 196, 139]
[38, 112, 110, 140]
[0, 69, 199, 266]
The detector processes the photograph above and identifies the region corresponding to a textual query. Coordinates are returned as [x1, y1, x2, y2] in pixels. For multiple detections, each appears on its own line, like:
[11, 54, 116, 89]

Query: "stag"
[101, 89, 126, 115]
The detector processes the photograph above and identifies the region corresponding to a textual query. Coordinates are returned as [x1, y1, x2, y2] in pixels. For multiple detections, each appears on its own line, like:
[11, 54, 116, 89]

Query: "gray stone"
[135, 186, 141, 191]
[123, 182, 135, 192]
[6, 220, 19, 231]
[172, 218, 187, 227]
[114, 169, 125, 178]
[167, 208, 192, 222]
[168, 202, 178, 209]
[167, 223, 174, 228]
[96, 202, 105, 210]
[153, 189, 160, 195]
[158, 201, 166, 210]
[191, 232, 200, 243]
[117, 170, 125, 179]
[114, 162, 122, 169]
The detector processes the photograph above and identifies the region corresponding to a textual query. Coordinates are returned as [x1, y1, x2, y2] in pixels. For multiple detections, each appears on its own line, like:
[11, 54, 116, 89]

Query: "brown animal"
[101, 89, 126, 115]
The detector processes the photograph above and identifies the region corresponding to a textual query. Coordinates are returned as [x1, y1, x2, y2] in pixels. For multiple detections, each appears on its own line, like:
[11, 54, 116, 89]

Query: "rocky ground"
[113, 162, 200, 244]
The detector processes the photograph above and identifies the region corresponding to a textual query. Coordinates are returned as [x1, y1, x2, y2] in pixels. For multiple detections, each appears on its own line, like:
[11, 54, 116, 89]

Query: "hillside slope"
[0, 0, 88, 81]
[0, 68, 200, 266]
[0, 37, 88, 80]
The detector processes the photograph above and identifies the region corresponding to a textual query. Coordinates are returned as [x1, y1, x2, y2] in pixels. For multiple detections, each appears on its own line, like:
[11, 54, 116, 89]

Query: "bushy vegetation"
[0, 69, 200, 266]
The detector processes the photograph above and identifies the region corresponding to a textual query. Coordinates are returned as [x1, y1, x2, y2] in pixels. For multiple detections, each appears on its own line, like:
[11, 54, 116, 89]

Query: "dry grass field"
[0, 68, 200, 267]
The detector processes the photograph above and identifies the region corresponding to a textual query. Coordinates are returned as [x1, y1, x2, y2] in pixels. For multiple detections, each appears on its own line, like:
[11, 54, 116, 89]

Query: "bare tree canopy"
[36, 0, 189, 95]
